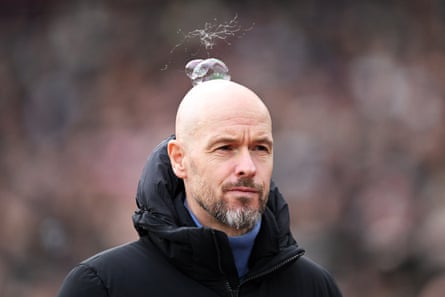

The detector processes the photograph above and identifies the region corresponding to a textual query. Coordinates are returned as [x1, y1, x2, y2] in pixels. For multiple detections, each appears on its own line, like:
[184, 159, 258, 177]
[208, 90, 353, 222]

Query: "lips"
[227, 187, 258, 193]
[225, 187, 259, 200]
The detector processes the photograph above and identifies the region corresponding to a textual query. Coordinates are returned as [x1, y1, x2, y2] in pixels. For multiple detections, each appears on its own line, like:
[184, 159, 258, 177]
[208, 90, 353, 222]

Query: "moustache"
[221, 178, 263, 193]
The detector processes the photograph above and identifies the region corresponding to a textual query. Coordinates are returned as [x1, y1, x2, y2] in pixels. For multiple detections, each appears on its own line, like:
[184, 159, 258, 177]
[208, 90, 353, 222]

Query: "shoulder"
[82, 240, 148, 269]
[293, 256, 333, 277]
[57, 238, 190, 297]
[290, 256, 343, 296]
[57, 262, 108, 297]
[57, 241, 148, 297]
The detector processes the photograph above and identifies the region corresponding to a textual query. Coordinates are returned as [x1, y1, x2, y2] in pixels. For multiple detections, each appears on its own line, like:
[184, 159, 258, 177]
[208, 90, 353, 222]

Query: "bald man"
[57, 80, 343, 297]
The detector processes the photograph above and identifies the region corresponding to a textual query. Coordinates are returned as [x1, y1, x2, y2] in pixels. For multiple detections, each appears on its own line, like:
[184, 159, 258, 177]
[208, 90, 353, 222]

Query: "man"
[57, 79, 342, 296]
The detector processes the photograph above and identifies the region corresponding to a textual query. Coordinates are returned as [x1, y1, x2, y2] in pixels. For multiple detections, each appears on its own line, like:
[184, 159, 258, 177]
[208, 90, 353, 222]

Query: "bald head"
[175, 80, 272, 146]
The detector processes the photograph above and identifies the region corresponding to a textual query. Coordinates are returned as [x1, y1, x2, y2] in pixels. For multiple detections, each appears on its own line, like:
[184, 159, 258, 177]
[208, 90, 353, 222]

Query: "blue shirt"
[184, 200, 261, 278]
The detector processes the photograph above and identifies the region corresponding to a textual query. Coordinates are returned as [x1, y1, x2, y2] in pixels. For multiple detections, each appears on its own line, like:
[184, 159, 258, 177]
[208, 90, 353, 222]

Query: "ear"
[167, 139, 187, 179]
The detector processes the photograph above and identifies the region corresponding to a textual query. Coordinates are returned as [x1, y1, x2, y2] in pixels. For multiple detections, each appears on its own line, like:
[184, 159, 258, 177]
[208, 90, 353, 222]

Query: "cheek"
[203, 156, 233, 176]
[257, 158, 273, 177]
[189, 159, 222, 185]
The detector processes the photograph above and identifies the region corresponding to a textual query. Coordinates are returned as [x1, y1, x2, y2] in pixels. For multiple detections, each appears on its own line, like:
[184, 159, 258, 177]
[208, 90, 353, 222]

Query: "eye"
[253, 145, 270, 153]
[217, 144, 233, 151]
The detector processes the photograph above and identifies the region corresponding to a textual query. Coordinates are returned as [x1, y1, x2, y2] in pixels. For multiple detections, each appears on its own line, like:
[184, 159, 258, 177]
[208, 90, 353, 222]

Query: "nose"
[235, 148, 257, 178]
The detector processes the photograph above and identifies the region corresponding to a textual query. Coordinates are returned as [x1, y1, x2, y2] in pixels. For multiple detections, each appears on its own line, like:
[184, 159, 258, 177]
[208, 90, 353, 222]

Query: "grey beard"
[217, 207, 261, 231]
[200, 198, 262, 231]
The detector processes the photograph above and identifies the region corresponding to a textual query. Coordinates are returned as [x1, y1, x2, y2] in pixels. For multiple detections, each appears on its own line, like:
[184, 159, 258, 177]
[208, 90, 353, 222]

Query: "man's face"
[184, 109, 273, 232]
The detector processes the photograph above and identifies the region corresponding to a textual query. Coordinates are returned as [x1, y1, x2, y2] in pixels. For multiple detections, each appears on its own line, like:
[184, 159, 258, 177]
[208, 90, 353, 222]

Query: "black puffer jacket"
[57, 136, 342, 297]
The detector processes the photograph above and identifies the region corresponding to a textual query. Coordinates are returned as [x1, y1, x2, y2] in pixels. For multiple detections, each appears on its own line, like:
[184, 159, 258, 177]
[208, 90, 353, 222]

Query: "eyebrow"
[206, 136, 236, 148]
[206, 136, 273, 148]
[255, 137, 274, 148]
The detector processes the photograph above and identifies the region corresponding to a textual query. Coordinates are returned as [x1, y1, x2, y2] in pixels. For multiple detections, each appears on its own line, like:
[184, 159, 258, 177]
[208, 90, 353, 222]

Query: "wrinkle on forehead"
[175, 80, 272, 146]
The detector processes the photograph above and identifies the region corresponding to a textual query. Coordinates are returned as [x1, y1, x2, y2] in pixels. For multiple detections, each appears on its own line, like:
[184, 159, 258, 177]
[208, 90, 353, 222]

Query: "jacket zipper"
[224, 250, 305, 296]
[211, 230, 240, 297]
[213, 229, 304, 296]
[241, 249, 305, 285]
[224, 281, 239, 297]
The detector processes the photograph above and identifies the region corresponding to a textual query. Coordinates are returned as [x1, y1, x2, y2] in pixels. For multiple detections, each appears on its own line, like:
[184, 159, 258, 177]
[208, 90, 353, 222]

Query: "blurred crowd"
[1, 1, 445, 296]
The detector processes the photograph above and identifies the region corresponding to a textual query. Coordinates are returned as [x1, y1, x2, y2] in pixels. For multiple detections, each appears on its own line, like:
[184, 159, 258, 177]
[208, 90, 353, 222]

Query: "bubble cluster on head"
[185, 58, 231, 86]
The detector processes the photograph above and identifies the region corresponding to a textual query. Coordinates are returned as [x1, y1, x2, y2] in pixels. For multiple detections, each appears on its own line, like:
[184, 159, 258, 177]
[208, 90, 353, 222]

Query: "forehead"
[198, 111, 273, 144]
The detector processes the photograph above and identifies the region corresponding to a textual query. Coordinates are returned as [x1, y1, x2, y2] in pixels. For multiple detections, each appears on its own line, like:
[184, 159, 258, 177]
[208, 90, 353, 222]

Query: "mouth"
[227, 187, 259, 193]
[225, 187, 260, 199]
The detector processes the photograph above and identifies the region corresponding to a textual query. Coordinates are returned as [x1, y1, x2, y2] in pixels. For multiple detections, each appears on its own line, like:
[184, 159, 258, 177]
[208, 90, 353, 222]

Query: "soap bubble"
[185, 58, 231, 86]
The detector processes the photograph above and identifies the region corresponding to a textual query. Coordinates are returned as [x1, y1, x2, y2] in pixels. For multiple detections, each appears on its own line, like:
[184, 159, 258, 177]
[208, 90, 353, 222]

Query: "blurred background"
[1, 0, 445, 296]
